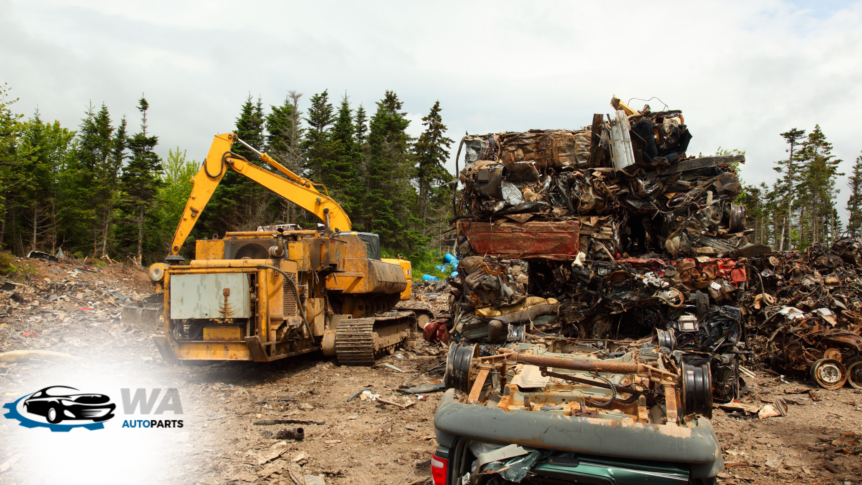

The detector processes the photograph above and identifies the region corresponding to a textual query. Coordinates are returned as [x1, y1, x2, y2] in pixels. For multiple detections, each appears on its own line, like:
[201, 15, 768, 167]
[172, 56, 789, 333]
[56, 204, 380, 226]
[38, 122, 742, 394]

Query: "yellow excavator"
[144, 133, 431, 365]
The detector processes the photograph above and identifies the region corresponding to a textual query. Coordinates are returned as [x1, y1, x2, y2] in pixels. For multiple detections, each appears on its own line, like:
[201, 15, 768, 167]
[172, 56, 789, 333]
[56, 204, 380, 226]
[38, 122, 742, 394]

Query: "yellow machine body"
[150, 133, 417, 364]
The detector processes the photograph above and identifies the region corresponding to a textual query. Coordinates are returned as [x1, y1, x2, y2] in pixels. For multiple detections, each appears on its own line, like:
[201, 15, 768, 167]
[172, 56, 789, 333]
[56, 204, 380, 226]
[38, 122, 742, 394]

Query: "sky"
[2, 0, 862, 220]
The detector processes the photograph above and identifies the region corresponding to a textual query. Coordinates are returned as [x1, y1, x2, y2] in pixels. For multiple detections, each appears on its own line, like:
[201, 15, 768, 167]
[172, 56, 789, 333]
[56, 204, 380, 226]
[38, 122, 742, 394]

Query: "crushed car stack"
[444, 96, 862, 395]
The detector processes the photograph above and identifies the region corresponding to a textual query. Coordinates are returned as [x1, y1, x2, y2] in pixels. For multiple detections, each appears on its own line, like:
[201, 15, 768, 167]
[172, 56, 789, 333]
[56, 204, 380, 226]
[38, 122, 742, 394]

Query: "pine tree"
[303, 90, 334, 181]
[70, 103, 120, 257]
[366, 105, 395, 240]
[414, 101, 454, 226]
[116, 97, 162, 262]
[0, 87, 27, 253]
[365, 91, 424, 251]
[0, 84, 24, 247]
[17, 112, 75, 254]
[328, 94, 361, 223]
[795, 125, 842, 247]
[757, 182, 773, 246]
[266, 92, 305, 225]
[235, 96, 266, 160]
[352, 104, 370, 230]
[266, 94, 301, 166]
[774, 128, 805, 249]
[199, 95, 270, 234]
[354, 105, 368, 147]
[153, 148, 199, 257]
[11, 111, 43, 254]
[847, 152, 862, 237]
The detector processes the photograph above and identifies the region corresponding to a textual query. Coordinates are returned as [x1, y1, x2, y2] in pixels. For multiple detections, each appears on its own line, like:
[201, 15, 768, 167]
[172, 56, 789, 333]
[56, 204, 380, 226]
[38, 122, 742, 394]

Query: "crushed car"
[433, 340, 722, 484]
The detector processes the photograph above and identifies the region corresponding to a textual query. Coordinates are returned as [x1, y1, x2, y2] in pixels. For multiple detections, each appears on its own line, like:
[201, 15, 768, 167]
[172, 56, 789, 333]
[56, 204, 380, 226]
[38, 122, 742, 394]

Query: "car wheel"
[46, 405, 63, 424]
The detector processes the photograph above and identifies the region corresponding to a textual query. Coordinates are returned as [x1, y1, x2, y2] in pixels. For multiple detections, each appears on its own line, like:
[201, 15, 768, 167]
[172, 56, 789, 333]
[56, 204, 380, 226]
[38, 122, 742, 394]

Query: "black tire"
[681, 361, 713, 418]
[46, 404, 63, 424]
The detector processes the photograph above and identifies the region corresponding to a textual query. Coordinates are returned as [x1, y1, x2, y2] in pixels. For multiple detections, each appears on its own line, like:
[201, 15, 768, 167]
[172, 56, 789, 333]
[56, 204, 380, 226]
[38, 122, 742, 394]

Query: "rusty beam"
[665, 384, 679, 424]
[508, 353, 639, 374]
[468, 368, 490, 404]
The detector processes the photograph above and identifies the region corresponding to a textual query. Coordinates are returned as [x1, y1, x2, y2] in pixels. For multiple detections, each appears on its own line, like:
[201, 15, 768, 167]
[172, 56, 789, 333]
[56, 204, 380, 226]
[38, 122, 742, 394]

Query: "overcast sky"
[3, 0, 862, 220]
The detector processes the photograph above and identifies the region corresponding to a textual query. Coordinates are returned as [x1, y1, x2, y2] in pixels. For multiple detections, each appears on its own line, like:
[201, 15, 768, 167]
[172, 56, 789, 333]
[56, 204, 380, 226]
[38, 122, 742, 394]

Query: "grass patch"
[0, 252, 14, 275]
[0, 251, 36, 279]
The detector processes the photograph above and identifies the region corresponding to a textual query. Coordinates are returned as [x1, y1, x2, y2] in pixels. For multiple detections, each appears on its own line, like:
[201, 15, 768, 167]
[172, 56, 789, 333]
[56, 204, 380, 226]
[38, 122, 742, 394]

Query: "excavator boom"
[168, 133, 352, 256]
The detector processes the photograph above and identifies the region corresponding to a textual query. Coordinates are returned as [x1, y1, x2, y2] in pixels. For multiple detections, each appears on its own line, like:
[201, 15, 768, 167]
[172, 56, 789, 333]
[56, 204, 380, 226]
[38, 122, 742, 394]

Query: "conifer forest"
[1, 81, 861, 266]
[0, 86, 454, 266]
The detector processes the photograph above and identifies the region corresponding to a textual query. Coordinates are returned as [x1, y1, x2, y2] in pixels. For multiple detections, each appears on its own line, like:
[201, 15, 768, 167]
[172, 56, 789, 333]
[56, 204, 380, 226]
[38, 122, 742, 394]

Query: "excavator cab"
[353, 232, 381, 260]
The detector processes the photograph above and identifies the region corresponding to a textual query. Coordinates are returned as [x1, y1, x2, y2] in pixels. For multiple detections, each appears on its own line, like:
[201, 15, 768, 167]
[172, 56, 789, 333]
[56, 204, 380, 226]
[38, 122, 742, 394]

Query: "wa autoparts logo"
[120, 388, 184, 429]
[3, 386, 184, 432]
[2, 386, 116, 432]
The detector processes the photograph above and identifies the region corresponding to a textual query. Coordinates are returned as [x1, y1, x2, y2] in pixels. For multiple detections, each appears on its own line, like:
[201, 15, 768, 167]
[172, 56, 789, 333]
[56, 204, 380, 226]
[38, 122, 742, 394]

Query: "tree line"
[0, 83, 454, 264]
[5, 79, 857, 263]
[738, 125, 862, 250]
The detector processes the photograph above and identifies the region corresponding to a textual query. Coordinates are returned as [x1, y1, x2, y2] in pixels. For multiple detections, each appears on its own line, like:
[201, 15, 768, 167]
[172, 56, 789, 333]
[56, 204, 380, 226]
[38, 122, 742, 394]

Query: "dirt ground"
[1, 257, 861, 485]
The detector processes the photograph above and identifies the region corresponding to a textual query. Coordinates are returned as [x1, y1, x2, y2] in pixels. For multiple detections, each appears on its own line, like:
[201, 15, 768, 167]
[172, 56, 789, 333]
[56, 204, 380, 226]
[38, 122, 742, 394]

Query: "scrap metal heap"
[445, 96, 862, 395]
[742, 238, 862, 390]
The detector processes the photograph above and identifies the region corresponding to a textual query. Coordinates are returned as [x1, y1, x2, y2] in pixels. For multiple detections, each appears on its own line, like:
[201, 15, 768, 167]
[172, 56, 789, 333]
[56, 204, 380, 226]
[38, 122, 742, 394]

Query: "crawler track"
[335, 311, 416, 366]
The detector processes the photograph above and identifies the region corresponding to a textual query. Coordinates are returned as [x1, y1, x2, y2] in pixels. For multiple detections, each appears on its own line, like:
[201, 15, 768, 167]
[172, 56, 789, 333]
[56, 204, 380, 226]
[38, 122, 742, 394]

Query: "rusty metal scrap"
[742, 238, 862, 389]
[444, 341, 712, 423]
[445, 96, 862, 394]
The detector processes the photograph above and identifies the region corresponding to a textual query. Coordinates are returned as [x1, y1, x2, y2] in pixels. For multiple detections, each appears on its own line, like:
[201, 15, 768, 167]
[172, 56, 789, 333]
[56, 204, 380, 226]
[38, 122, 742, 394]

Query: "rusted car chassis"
[433, 342, 722, 484]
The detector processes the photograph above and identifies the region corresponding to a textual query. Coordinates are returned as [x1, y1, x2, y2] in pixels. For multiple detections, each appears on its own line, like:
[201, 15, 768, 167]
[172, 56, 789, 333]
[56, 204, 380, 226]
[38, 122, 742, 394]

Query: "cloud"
[2, 0, 862, 219]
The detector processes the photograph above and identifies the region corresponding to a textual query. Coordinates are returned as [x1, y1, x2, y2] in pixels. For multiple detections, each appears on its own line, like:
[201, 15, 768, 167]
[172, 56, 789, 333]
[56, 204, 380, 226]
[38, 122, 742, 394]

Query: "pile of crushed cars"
[442, 96, 862, 401]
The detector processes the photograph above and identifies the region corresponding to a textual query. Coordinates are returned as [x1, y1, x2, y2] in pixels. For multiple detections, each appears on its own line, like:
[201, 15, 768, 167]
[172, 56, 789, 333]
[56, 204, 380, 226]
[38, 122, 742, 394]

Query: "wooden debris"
[0, 350, 78, 362]
[377, 397, 415, 409]
[253, 419, 325, 426]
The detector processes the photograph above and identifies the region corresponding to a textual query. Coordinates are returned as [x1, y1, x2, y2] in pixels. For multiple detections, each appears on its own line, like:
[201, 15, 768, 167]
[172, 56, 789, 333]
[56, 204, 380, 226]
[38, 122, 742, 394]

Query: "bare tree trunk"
[101, 209, 110, 258]
[420, 183, 428, 228]
[280, 90, 303, 228]
[779, 216, 786, 251]
[93, 221, 99, 258]
[50, 196, 57, 255]
[0, 189, 6, 249]
[799, 206, 805, 248]
[786, 140, 796, 250]
[137, 206, 144, 263]
[31, 200, 38, 251]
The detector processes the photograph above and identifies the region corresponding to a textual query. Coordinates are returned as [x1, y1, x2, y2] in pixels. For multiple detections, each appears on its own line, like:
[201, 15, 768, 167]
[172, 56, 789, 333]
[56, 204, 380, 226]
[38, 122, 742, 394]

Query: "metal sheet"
[170, 273, 250, 319]
[610, 109, 635, 171]
[458, 220, 580, 260]
[658, 155, 745, 175]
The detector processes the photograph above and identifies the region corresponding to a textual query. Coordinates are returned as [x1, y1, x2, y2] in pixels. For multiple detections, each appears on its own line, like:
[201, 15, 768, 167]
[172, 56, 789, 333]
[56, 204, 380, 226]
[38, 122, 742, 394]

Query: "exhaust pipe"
[275, 427, 304, 440]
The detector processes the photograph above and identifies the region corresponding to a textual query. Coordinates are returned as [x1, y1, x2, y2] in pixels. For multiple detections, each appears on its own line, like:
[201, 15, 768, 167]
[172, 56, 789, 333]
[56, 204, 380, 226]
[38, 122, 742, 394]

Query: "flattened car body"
[433, 342, 722, 483]
[434, 389, 722, 480]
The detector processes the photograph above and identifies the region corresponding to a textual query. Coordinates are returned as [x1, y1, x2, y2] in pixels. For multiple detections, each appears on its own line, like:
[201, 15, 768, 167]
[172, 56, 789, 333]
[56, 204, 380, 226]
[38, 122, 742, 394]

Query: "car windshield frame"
[41, 386, 78, 397]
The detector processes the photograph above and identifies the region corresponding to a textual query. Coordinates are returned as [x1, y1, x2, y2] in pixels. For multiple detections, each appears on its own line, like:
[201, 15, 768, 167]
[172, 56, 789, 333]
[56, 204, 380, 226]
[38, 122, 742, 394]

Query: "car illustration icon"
[23, 386, 115, 424]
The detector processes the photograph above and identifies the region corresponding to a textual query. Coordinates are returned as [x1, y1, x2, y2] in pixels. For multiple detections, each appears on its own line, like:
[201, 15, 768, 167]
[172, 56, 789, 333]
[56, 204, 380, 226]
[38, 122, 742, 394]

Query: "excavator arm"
[167, 133, 352, 257]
